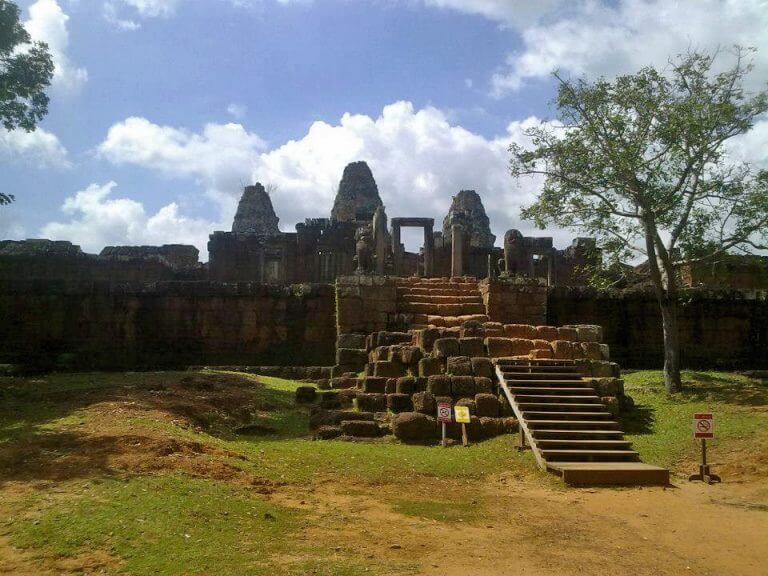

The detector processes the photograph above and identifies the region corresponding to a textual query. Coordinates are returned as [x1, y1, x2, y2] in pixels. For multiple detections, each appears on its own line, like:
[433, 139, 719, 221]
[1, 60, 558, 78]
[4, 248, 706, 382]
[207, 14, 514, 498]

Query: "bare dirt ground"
[1, 373, 766, 576]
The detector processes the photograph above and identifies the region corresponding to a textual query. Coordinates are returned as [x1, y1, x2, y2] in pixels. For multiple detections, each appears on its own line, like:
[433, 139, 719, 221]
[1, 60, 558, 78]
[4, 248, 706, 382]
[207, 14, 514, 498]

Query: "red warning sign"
[693, 413, 714, 439]
[437, 402, 452, 423]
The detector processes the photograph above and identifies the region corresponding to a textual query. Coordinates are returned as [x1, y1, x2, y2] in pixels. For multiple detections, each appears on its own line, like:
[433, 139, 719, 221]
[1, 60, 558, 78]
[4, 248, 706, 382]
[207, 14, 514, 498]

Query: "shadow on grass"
[618, 404, 656, 435]
[0, 371, 307, 488]
[681, 371, 768, 407]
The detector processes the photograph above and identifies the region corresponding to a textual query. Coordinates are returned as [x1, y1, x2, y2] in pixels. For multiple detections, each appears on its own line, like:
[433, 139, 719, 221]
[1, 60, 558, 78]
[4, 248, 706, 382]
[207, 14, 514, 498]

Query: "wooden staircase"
[496, 358, 669, 486]
[395, 278, 489, 328]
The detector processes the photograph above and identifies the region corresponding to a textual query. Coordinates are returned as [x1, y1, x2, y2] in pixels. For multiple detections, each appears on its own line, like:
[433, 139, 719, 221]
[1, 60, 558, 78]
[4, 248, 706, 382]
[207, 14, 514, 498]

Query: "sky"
[2, 0, 768, 260]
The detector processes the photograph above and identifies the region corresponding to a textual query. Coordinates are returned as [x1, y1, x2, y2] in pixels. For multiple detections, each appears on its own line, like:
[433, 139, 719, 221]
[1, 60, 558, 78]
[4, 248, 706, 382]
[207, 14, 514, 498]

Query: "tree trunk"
[659, 298, 682, 393]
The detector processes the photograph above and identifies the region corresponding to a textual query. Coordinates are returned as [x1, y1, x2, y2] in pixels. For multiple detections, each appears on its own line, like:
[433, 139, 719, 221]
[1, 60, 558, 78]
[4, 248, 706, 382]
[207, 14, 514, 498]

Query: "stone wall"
[480, 277, 548, 325]
[335, 275, 397, 335]
[0, 280, 336, 370]
[547, 287, 768, 369]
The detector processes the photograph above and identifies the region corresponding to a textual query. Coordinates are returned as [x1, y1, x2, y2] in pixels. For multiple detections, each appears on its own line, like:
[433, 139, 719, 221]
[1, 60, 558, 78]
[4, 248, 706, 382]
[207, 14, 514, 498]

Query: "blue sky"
[2, 0, 767, 258]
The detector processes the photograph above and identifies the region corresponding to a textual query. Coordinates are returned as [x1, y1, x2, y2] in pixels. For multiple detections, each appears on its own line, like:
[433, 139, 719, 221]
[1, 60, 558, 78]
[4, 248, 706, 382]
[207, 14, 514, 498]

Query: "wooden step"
[526, 420, 621, 430]
[514, 395, 601, 403]
[547, 462, 670, 486]
[541, 449, 639, 462]
[508, 387, 596, 394]
[532, 429, 626, 439]
[522, 411, 613, 420]
[502, 371, 584, 380]
[536, 439, 633, 449]
[502, 365, 583, 373]
[505, 379, 595, 387]
[497, 358, 576, 366]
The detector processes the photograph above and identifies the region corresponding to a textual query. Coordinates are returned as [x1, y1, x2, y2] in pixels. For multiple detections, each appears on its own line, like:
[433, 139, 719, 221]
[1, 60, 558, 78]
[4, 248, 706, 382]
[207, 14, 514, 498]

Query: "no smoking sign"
[693, 413, 714, 439]
[437, 402, 452, 423]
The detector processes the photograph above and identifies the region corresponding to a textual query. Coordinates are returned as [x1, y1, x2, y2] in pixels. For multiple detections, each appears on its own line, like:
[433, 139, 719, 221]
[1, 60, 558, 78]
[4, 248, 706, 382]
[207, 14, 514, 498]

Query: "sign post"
[454, 406, 471, 447]
[688, 413, 721, 484]
[437, 402, 452, 447]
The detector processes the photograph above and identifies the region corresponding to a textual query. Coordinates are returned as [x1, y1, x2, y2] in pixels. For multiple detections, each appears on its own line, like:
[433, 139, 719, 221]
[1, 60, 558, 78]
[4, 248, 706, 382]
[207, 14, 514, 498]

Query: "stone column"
[392, 223, 401, 276]
[423, 223, 434, 278]
[451, 224, 464, 278]
[373, 207, 387, 275]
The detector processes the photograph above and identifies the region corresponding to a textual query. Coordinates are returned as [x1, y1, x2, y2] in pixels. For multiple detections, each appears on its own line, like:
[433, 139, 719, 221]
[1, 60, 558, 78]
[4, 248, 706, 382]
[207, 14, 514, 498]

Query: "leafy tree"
[1, 0, 54, 205]
[510, 48, 768, 393]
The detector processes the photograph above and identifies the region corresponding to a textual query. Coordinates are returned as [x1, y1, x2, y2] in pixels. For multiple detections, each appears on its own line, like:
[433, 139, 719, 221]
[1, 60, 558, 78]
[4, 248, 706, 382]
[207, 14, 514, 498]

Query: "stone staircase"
[395, 277, 488, 328]
[496, 358, 669, 486]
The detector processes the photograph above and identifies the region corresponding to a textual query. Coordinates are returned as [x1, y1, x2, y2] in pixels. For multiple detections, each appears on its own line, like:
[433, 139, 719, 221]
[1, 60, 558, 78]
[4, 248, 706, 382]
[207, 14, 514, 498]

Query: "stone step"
[541, 449, 640, 463]
[397, 286, 480, 296]
[532, 429, 626, 440]
[399, 302, 487, 316]
[547, 462, 670, 486]
[410, 314, 490, 328]
[397, 294, 483, 304]
[526, 420, 621, 430]
[522, 410, 613, 420]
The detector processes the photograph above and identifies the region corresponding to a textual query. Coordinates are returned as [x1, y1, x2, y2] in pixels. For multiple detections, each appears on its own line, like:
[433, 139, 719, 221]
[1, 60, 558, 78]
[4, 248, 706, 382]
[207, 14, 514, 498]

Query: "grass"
[621, 370, 768, 468]
[1, 368, 767, 575]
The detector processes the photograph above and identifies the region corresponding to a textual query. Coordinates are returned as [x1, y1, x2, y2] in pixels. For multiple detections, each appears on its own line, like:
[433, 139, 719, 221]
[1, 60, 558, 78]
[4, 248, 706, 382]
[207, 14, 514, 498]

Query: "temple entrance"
[390, 217, 435, 277]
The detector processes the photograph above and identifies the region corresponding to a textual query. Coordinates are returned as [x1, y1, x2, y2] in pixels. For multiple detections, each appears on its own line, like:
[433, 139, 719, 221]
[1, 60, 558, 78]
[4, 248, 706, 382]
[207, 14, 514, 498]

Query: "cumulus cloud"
[251, 101, 557, 243]
[24, 0, 88, 93]
[489, 0, 768, 95]
[0, 127, 70, 168]
[40, 181, 220, 256]
[98, 117, 266, 200]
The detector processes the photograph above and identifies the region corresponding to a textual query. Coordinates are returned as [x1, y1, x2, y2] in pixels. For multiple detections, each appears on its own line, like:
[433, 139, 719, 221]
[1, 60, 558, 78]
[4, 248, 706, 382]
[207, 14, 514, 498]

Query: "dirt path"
[283, 474, 768, 576]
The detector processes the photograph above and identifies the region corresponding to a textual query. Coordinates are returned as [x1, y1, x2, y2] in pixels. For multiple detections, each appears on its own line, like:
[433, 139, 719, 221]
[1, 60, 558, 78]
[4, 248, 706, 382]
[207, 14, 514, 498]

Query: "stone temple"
[207, 161, 599, 285]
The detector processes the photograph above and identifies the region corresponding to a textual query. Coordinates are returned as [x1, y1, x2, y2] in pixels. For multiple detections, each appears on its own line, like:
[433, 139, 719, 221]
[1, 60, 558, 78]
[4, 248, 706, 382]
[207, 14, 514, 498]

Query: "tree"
[510, 48, 768, 393]
[1, 0, 54, 205]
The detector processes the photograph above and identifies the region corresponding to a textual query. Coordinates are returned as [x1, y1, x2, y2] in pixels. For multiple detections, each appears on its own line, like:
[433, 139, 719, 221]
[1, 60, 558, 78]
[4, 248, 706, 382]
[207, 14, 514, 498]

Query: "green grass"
[10, 474, 383, 576]
[3, 369, 767, 575]
[621, 370, 768, 469]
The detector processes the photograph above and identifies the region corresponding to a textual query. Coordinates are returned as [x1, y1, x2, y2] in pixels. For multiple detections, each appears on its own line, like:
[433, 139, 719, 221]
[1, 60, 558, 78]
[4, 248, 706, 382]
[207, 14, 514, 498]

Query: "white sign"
[693, 413, 714, 439]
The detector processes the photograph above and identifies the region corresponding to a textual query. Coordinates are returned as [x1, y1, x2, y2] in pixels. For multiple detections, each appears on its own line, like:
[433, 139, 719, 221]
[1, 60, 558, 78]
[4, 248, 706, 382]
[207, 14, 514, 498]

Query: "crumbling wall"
[0, 281, 336, 370]
[336, 275, 397, 335]
[547, 287, 768, 369]
[480, 277, 548, 325]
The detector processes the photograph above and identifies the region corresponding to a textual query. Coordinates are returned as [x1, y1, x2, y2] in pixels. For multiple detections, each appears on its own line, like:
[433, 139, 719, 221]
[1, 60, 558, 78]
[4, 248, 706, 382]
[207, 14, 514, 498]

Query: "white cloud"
[103, 2, 142, 30]
[0, 127, 70, 168]
[251, 101, 555, 244]
[98, 117, 266, 198]
[24, 0, 88, 93]
[119, 0, 181, 17]
[40, 181, 219, 256]
[490, 0, 768, 96]
[226, 103, 247, 119]
[726, 118, 768, 169]
[423, 0, 564, 28]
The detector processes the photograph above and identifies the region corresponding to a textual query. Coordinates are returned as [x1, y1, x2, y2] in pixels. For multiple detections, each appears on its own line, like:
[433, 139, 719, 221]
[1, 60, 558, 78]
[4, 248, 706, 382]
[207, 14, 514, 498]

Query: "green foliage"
[512, 48, 768, 391]
[0, 0, 54, 206]
[512, 48, 768, 278]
